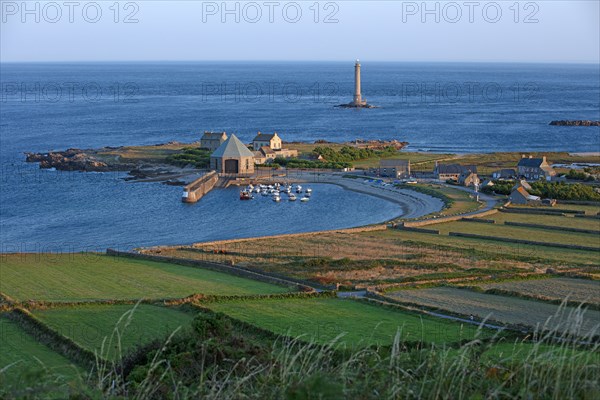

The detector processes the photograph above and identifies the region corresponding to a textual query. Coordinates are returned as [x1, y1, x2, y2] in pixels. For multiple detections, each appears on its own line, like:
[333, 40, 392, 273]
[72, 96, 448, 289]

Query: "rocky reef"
[549, 120, 600, 127]
[25, 149, 112, 171]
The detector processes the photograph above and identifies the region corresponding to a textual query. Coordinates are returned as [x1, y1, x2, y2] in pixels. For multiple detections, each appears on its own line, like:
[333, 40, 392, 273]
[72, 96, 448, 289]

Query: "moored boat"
[240, 191, 253, 200]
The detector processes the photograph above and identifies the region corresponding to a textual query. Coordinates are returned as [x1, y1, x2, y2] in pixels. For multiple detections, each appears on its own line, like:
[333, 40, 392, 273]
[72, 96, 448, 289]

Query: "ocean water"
[1, 62, 599, 250]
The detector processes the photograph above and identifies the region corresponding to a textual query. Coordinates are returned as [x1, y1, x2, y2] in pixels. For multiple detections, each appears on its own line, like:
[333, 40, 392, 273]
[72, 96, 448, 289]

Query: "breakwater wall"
[182, 171, 219, 203]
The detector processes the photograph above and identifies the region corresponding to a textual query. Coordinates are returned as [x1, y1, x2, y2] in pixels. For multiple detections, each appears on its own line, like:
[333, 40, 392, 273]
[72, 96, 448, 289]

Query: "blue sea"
[1, 62, 599, 251]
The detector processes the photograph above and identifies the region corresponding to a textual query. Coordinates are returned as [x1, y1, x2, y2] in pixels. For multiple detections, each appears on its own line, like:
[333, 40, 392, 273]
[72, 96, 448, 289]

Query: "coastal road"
[284, 171, 446, 220]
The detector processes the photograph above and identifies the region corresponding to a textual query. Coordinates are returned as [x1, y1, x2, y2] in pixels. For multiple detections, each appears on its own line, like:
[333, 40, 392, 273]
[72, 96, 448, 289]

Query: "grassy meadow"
[432, 220, 600, 248]
[207, 297, 490, 345]
[0, 317, 82, 379]
[33, 304, 194, 360]
[0, 253, 290, 301]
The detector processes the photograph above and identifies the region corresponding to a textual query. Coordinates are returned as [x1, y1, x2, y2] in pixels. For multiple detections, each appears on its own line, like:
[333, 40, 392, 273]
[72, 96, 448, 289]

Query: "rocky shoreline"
[23, 139, 409, 184]
[549, 120, 600, 127]
[25, 148, 115, 172]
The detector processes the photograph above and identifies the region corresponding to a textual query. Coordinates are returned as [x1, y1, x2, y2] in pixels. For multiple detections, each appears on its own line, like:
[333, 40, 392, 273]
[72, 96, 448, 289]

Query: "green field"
[208, 297, 490, 346]
[432, 220, 600, 248]
[490, 212, 600, 231]
[480, 341, 599, 363]
[33, 304, 195, 360]
[376, 229, 599, 265]
[0, 253, 290, 301]
[0, 317, 82, 379]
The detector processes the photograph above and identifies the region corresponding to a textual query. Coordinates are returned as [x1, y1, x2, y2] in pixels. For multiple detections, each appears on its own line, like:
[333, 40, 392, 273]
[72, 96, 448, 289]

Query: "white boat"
[305, 192, 311, 197]
[300, 196, 310, 202]
[296, 185, 303, 193]
[272, 195, 281, 202]
[305, 188, 312, 193]
[288, 194, 297, 201]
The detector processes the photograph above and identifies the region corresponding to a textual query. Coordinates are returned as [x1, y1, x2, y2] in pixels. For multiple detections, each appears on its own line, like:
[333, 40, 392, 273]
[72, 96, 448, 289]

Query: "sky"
[1, 1, 599, 63]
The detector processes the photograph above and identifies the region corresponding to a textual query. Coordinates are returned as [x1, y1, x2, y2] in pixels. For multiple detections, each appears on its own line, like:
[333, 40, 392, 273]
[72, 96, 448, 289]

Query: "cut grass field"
[475, 277, 600, 305]
[490, 211, 600, 231]
[207, 297, 491, 346]
[432, 220, 600, 248]
[33, 304, 194, 360]
[0, 317, 82, 379]
[0, 253, 290, 302]
[386, 287, 600, 337]
[381, 229, 599, 265]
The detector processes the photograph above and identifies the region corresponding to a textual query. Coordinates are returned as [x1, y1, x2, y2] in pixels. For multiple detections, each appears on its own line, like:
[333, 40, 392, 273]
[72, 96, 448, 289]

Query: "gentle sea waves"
[1, 62, 598, 250]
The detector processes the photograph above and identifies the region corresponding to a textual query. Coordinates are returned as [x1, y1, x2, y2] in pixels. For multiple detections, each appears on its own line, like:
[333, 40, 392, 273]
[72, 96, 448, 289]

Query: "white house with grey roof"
[210, 134, 255, 175]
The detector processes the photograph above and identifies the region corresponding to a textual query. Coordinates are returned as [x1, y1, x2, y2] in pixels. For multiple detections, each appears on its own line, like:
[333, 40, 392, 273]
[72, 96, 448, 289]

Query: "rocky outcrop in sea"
[25, 149, 112, 171]
[549, 120, 600, 126]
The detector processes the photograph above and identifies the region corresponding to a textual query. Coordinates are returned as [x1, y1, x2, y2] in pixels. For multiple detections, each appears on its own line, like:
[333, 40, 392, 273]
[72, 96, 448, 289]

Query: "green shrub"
[166, 148, 211, 168]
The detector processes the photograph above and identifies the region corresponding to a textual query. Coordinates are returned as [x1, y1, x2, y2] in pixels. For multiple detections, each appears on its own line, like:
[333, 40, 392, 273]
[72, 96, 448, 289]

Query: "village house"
[251, 132, 298, 164]
[200, 131, 228, 151]
[509, 186, 541, 205]
[253, 146, 276, 165]
[378, 159, 411, 178]
[210, 134, 255, 175]
[492, 168, 516, 180]
[434, 163, 477, 181]
[458, 170, 480, 187]
[517, 155, 556, 181]
[512, 179, 532, 192]
[252, 132, 282, 151]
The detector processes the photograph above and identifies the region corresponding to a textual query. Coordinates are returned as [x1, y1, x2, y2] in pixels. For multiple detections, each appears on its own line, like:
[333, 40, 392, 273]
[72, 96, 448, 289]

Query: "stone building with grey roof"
[200, 131, 228, 151]
[210, 134, 255, 175]
[517, 155, 556, 180]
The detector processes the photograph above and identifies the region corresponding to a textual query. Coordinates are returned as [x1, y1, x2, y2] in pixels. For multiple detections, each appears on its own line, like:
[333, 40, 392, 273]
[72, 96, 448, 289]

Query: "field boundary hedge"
[106, 249, 316, 292]
[556, 200, 600, 206]
[574, 214, 600, 219]
[503, 221, 600, 235]
[165, 290, 336, 306]
[507, 207, 585, 215]
[5, 308, 97, 369]
[461, 218, 496, 224]
[448, 232, 599, 252]
[397, 226, 440, 234]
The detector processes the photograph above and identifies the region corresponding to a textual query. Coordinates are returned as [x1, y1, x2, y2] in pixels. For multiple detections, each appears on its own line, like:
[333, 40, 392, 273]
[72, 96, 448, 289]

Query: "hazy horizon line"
[1, 59, 599, 65]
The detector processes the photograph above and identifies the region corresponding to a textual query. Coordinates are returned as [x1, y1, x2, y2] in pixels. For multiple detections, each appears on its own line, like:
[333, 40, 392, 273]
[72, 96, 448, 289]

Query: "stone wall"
[504, 221, 599, 234]
[182, 171, 219, 203]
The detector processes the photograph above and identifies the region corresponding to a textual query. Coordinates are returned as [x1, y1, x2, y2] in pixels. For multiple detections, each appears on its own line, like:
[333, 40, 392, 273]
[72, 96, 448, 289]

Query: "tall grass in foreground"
[1, 301, 599, 399]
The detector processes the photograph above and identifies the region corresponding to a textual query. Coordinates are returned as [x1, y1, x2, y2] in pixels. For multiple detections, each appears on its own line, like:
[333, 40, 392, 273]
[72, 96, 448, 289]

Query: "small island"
[549, 120, 600, 126]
